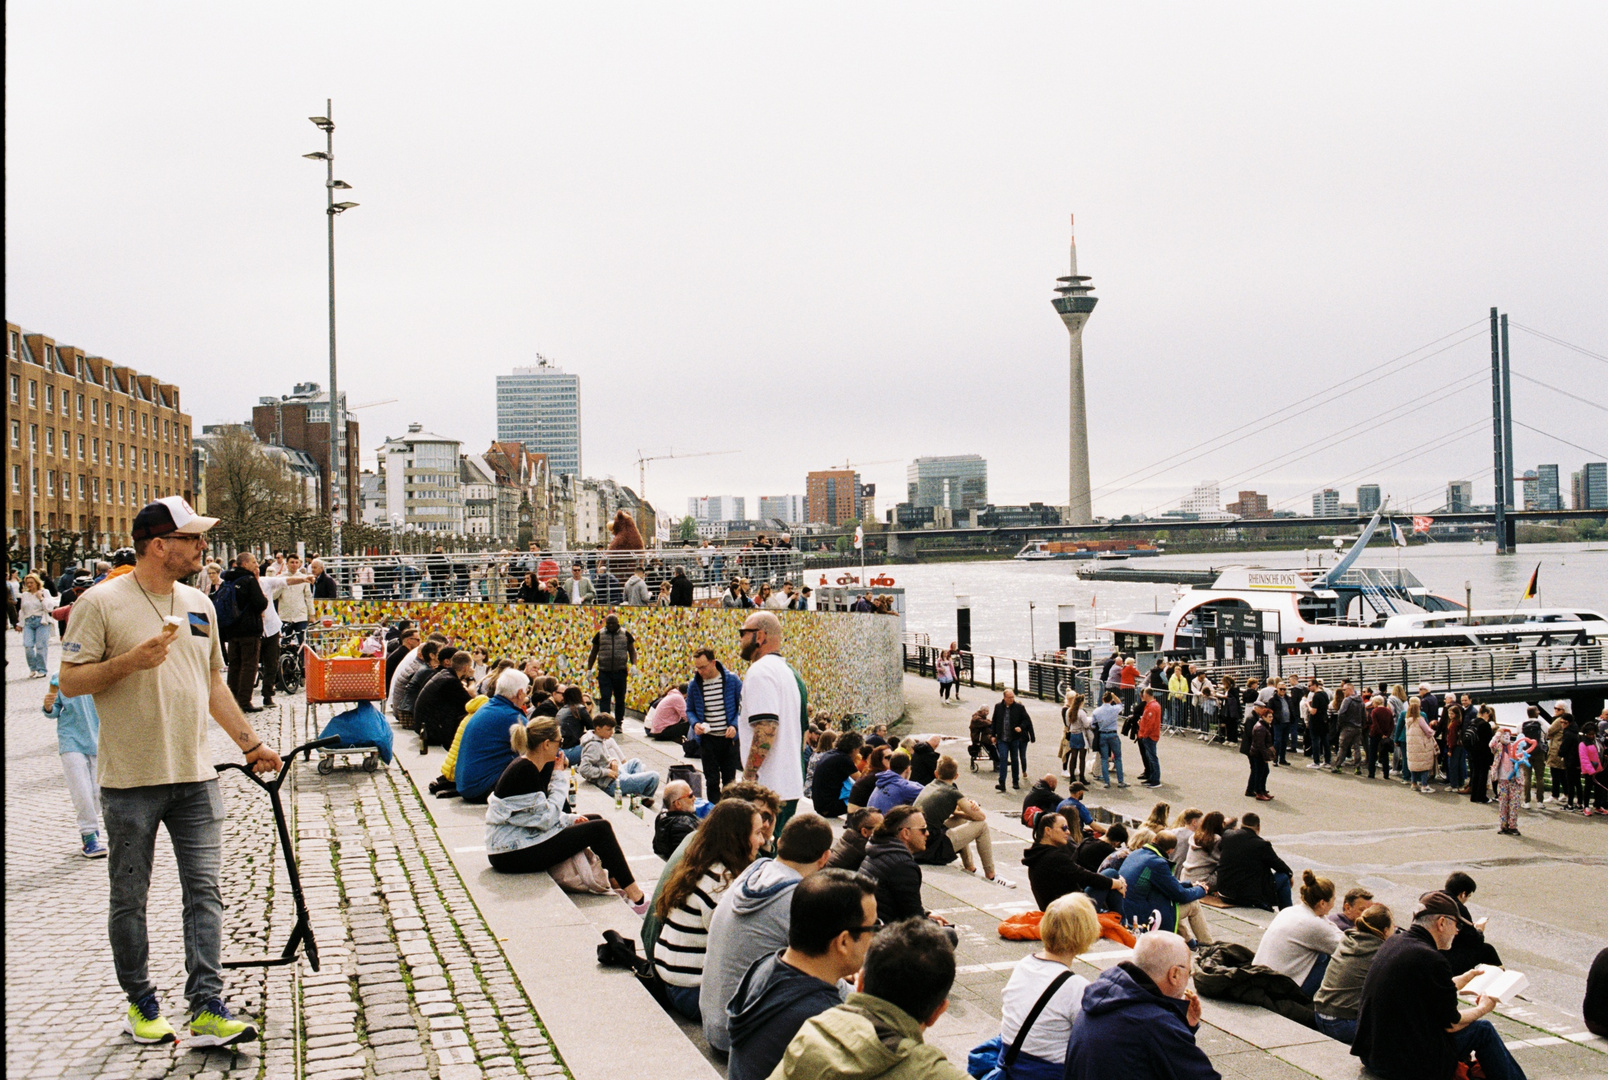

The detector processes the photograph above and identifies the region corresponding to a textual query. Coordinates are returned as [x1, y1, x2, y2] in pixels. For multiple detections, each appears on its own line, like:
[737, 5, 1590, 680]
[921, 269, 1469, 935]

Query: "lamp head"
[303, 151, 330, 161]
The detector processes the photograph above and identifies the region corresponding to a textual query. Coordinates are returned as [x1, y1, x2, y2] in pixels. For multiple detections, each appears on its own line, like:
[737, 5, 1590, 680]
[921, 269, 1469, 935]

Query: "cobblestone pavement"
[4, 633, 568, 1080]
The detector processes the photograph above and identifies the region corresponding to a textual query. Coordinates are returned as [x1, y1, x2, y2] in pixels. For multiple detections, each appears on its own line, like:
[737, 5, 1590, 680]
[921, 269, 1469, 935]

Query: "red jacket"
[1367, 702, 1396, 739]
[1138, 700, 1162, 741]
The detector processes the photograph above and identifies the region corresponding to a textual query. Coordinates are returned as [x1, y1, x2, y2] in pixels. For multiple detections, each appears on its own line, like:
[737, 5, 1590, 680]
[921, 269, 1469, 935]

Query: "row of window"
[10, 464, 176, 508]
[10, 422, 188, 479]
[10, 373, 189, 445]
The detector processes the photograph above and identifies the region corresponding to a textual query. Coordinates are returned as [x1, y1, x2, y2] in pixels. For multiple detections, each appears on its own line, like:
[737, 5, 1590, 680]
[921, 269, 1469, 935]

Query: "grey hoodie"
[699, 857, 803, 1051]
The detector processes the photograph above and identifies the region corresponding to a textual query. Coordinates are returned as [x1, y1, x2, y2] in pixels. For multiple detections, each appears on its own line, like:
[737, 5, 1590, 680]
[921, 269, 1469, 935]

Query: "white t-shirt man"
[737, 653, 804, 801]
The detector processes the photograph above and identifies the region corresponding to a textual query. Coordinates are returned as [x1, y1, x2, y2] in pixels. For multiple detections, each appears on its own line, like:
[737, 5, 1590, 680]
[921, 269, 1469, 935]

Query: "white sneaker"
[1420, 786, 1436, 794]
[1522, 801, 1531, 810]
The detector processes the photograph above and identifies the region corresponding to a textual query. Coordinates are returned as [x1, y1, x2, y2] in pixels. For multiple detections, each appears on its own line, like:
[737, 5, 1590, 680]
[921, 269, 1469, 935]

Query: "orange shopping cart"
[303, 623, 388, 773]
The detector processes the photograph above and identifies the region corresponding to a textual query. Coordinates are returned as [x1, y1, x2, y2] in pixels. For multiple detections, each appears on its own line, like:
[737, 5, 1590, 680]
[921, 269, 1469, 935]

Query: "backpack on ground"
[211, 580, 241, 634]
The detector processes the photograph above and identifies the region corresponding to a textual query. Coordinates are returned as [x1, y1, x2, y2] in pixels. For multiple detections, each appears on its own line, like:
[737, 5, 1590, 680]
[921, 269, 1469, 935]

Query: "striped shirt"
[653, 866, 730, 988]
[702, 674, 728, 736]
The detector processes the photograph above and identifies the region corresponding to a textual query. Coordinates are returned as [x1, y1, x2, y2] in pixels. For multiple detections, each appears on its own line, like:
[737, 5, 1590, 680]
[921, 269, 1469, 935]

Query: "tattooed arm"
[744, 716, 778, 781]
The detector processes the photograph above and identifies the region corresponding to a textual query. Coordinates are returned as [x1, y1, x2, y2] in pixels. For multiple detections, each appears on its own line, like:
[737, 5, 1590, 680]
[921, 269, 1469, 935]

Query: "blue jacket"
[1118, 844, 1206, 934]
[1064, 962, 1220, 1080]
[455, 696, 526, 803]
[44, 685, 100, 758]
[685, 662, 743, 751]
[867, 770, 924, 812]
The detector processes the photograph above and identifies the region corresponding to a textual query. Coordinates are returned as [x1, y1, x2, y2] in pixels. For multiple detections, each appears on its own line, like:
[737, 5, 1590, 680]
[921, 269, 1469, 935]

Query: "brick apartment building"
[806, 469, 862, 527]
[7, 321, 195, 549]
[251, 382, 361, 522]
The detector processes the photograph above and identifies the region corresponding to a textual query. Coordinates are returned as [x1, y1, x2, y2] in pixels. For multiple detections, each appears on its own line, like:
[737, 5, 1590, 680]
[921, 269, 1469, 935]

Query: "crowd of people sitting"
[359, 614, 1607, 1080]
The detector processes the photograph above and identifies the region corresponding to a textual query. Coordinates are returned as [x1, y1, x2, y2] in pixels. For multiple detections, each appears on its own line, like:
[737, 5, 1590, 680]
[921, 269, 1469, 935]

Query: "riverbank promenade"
[7, 629, 1605, 1079]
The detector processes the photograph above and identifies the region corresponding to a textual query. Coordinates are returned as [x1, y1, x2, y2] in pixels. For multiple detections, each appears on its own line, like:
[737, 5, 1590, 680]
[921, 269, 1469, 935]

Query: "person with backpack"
[1329, 681, 1365, 774]
[217, 554, 270, 713]
[992, 894, 1101, 1080]
[1521, 706, 1549, 809]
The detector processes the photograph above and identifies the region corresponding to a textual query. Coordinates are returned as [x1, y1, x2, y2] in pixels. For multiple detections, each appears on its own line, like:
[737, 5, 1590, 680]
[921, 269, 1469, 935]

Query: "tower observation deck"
[1053, 216, 1098, 525]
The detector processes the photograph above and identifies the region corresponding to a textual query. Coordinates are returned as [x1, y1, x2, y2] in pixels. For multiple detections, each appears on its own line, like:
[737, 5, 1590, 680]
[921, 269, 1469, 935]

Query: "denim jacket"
[484, 769, 576, 856]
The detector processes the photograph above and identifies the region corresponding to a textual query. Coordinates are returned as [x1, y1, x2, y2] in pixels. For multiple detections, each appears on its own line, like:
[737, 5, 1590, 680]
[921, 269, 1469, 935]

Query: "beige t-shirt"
[61, 572, 227, 789]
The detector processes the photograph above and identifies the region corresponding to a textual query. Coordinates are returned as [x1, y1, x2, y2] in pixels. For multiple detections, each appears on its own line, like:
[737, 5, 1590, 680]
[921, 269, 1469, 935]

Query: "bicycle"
[278, 625, 307, 695]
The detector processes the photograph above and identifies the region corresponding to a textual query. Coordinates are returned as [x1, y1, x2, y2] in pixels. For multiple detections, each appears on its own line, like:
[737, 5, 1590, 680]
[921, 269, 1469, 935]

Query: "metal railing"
[311, 547, 805, 602]
[900, 641, 1263, 710]
[1272, 643, 1608, 698]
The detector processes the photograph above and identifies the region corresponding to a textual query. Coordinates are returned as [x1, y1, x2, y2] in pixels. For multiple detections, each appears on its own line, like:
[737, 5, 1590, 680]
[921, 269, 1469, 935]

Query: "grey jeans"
[101, 779, 227, 1011]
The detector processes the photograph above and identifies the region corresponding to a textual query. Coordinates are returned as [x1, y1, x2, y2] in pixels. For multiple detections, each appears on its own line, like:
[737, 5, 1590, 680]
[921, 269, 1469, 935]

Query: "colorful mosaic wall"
[312, 601, 907, 727]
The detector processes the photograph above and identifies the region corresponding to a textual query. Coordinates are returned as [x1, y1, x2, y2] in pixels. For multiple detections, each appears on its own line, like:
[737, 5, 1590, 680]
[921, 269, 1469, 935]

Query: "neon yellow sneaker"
[124, 994, 177, 1044]
[187, 998, 258, 1048]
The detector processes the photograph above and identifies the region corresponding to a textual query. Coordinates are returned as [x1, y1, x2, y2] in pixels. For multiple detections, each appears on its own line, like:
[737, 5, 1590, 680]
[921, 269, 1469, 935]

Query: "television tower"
[1052, 215, 1098, 524]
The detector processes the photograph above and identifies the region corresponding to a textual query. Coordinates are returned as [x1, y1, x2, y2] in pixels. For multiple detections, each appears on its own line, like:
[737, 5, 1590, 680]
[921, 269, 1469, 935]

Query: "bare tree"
[205, 428, 299, 551]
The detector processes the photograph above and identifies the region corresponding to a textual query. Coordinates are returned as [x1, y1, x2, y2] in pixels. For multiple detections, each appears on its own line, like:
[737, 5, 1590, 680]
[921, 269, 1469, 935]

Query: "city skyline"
[6, 5, 1605, 520]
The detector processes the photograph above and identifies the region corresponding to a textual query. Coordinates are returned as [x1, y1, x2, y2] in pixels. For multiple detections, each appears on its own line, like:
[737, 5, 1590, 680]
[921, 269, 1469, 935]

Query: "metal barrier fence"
[312, 548, 805, 602]
[1271, 643, 1608, 698]
[900, 641, 1263, 710]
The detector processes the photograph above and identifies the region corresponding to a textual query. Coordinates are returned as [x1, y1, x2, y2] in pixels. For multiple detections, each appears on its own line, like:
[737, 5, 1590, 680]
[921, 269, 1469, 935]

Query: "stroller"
[967, 708, 998, 773]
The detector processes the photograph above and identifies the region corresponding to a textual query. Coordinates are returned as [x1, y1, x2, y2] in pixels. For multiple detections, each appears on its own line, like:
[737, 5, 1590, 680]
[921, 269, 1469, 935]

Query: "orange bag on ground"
[998, 911, 1044, 940]
[1098, 911, 1136, 947]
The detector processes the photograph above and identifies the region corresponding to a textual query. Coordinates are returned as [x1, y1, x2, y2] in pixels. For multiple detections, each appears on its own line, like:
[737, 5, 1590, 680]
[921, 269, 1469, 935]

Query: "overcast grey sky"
[8, 3, 1606, 520]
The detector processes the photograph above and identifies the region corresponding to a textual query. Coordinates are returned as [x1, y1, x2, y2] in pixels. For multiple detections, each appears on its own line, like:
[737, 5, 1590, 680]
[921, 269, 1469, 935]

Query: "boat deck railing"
[1272, 642, 1607, 699]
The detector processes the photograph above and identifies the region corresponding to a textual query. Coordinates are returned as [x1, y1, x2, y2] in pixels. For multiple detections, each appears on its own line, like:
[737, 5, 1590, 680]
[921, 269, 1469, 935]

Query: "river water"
[849, 542, 1608, 660]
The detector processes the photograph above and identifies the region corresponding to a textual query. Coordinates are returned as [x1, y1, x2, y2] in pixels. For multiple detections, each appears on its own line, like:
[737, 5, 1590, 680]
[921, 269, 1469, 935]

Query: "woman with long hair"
[1062, 691, 1090, 783]
[1219, 674, 1241, 744]
[18, 573, 53, 677]
[652, 799, 765, 1020]
[484, 717, 645, 909]
[1142, 802, 1171, 833]
[1180, 810, 1229, 891]
[1405, 697, 1438, 793]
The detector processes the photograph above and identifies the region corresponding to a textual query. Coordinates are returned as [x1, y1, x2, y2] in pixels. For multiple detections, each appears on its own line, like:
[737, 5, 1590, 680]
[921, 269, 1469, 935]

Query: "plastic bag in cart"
[317, 701, 394, 764]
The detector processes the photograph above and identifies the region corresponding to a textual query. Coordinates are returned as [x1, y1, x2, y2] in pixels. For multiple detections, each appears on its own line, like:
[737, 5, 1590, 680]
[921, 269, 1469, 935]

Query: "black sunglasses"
[846, 919, 885, 938]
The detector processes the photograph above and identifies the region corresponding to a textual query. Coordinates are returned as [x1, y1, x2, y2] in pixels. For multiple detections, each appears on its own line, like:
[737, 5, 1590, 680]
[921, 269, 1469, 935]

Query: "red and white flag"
[1412, 516, 1434, 533]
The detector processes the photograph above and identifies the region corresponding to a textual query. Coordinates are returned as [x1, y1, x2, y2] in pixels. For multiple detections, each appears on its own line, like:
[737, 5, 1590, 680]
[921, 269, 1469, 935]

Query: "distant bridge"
[877, 508, 1603, 550]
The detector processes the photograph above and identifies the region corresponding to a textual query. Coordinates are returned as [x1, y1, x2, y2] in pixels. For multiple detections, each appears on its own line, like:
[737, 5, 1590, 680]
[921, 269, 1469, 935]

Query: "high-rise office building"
[495, 358, 581, 477]
[1532, 464, 1560, 511]
[1578, 462, 1608, 509]
[1356, 484, 1381, 515]
[1180, 480, 1232, 520]
[907, 455, 988, 511]
[1313, 489, 1340, 517]
[758, 494, 805, 523]
[1447, 480, 1474, 513]
[806, 469, 861, 526]
[688, 495, 745, 522]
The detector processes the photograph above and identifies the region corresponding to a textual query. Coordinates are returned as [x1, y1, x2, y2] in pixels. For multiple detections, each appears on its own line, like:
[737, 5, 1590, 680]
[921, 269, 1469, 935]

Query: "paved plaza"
[8, 623, 1606, 1080]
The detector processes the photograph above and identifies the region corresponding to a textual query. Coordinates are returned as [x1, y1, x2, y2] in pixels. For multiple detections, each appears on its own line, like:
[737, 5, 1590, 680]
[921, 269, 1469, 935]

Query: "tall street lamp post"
[304, 100, 358, 556]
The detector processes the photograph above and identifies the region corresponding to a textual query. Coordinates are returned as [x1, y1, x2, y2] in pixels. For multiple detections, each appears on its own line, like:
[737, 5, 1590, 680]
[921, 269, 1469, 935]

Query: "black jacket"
[861, 839, 925, 923]
[313, 571, 338, 599]
[1215, 828, 1291, 908]
[1192, 942, 1314, 1026]
[1021, 842, 1117, 912]
[725, 951, 841, 1080]
[992, 701, 1034, 743]
[1444, 898, 1502, 975]
[909, 743, 940, 786]
[811, 750, 856, 818]
[416, 668, 472, 749]
[1352, 924, 1461, 1080]
[385, 644, 410, 691]
[557, 704, 592, 750]
[219, 567, 268, 641]
[653, 809, 699, 860]
[1021, 779, 1061, 821]
[669, 575, 694, 607]
[400, 661, 439, 715]
[824, 829, 869, 871]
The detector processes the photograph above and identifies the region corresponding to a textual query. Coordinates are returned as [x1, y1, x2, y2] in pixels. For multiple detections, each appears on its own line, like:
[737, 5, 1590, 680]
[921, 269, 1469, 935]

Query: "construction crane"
[835, 458, 900, 470]
[635, 448, 740, 507]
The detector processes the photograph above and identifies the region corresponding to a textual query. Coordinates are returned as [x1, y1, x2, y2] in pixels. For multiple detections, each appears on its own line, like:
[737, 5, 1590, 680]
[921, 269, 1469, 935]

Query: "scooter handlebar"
[215, 736, 342, 789]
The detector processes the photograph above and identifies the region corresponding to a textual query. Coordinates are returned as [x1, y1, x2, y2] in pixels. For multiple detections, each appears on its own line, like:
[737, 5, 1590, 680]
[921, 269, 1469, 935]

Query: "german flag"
[1521, 563, 1540, 602]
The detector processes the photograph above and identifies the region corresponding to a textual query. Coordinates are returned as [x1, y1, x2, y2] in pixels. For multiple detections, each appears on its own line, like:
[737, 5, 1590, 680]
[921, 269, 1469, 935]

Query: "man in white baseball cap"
[58, 498, 277, 1049]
